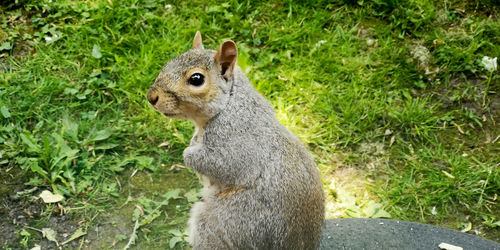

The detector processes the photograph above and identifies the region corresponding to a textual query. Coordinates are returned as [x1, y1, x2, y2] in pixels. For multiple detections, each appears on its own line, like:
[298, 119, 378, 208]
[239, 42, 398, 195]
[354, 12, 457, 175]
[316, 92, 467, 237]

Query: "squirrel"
[146, 31, 325, 250]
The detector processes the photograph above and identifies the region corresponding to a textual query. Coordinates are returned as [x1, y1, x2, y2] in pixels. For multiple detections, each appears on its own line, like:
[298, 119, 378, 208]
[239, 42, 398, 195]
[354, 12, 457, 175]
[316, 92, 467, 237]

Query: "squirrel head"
[146, 31, 238, 128]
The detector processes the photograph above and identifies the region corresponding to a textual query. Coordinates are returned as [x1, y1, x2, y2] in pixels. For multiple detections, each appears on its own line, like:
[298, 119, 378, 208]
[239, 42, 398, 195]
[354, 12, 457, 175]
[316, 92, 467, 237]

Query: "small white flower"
[316, 40, 327, 47]
[44, 36, 53, 41]
[165, 4, 172, 9]
[481, 56, 497, 72]
[431, 206, 437, 215]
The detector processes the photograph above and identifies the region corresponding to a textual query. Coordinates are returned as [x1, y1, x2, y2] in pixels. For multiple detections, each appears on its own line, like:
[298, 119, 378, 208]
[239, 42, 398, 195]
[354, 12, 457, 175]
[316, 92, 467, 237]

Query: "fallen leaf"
[169, 164, 186, 171]
[30, 244, 41, 250]
[39, 190, 64, 203]
[439, 242, 463, 250]
[158, 142, 169, 147]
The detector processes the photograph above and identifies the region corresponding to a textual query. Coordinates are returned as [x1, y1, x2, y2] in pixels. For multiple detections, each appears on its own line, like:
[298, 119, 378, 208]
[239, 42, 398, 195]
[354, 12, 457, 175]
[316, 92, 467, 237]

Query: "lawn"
[0, 0, 499, 248]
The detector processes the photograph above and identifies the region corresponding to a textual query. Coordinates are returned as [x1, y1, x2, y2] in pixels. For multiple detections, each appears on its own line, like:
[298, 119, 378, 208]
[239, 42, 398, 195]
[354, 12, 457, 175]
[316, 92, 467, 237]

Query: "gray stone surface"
[320, 218, 500, 250]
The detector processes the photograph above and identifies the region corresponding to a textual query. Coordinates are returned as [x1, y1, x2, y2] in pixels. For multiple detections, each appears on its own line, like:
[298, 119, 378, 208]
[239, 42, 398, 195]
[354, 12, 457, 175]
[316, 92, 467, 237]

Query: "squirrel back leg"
[188, 200, 253, 250]
[188, 190, 278, 250]
[187, 201, 236, 250]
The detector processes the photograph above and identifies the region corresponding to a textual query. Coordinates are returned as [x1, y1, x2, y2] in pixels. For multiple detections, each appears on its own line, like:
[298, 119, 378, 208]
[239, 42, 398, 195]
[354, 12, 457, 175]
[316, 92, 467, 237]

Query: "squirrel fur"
[146, 32, 325, 250]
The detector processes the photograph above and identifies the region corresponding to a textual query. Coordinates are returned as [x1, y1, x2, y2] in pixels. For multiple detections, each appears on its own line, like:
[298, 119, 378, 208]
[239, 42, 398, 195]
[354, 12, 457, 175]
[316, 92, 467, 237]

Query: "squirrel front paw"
[183, 143, 204, 160]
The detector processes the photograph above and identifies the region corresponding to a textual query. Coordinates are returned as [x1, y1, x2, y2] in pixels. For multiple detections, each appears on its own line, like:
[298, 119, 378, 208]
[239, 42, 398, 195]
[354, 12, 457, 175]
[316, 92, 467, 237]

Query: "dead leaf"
[57, 203, 65, 216]
[39, 190, 64, 203]
[442, 170, 455, 179]
[169, 164, 186, 171]
[158, 142, 169, 147]
[30, 245, 41, 250]
[135, 205, 144, 216]
[16, 187, 38, 195]
[452, 122, 464, 134]
[389, 136, 395, 147]
[439, 242, 463, 250]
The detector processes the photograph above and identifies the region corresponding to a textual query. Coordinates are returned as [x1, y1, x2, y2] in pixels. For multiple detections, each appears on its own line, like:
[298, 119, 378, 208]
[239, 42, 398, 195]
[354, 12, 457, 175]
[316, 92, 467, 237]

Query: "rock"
[320, 218, 500, 250]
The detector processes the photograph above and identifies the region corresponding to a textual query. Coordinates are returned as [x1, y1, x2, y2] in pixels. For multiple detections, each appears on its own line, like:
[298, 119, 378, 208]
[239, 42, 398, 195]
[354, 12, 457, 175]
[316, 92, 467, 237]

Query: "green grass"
[1, 0, 499, 248]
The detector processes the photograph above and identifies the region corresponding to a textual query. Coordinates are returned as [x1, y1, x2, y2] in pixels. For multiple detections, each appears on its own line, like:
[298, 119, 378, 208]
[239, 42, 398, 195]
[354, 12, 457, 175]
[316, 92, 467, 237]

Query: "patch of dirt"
[0, 167, 83, 249]
[83, 167, 196, 249]
[439, 205, 500, 243]
[0, 162, 196, 249]
[438, 77, 500, 116]
[323, 166, 380, 219]
[83, 208, 135, 249]
[0, 6, 37, 60]
[318, 149, 385, 219]
[456, 2, 499, 18]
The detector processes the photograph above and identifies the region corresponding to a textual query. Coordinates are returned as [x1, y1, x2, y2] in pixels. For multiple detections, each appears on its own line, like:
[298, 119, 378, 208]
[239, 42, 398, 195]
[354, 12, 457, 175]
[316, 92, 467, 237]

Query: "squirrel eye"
[188, 73, 205, 87]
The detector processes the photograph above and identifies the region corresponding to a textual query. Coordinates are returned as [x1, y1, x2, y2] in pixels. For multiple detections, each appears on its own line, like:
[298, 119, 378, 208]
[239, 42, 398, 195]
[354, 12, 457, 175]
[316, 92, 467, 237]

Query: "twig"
[123, 219, 139, 250]
[118, 195, 134, 209]
[115, 176, 122, 191]
[492, 134, 500, 144]
[25, 226, 43, 233]
[130, 169, 138, 177]
[16, 187, 38, 195]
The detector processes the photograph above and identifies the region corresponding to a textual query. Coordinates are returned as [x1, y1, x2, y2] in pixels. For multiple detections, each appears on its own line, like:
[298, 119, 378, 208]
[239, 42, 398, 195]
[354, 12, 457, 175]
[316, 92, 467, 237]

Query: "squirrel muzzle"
[146, 86, 180, 117]
[146, 87, 160, 106]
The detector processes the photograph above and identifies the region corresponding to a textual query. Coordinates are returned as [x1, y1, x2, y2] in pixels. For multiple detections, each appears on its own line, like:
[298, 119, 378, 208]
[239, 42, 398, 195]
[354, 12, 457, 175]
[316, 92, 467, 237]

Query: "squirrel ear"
[192, 31, 204, 50]
[215, 40, 238, 78]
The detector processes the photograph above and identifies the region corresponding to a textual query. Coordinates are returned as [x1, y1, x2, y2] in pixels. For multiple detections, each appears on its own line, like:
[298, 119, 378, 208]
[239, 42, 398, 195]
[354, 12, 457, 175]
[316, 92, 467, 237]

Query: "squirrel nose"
[147, 88, 159, 106]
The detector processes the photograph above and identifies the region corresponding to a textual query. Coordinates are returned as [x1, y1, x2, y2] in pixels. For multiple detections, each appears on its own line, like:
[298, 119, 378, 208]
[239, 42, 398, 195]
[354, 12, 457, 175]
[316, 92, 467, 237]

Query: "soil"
[0, 167, 83, 249]
[0, 164, 196, 249]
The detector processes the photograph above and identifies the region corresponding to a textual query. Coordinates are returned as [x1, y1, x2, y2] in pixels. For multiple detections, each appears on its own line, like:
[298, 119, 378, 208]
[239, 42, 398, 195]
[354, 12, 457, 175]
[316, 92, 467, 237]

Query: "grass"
[1, 0, 499, 248]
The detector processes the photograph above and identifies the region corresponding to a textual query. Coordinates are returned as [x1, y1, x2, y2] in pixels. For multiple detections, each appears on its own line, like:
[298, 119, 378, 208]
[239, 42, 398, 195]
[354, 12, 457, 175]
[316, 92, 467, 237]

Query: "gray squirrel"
[146, 32, 325, 249]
